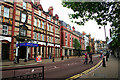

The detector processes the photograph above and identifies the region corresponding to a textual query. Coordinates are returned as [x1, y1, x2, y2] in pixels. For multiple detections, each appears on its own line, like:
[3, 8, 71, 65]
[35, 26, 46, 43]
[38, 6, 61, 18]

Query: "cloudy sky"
[40, 0, 111, 41]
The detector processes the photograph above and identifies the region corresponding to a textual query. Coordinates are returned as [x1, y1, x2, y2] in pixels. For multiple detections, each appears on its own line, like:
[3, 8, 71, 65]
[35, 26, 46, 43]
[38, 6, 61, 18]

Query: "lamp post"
[99, 26, 107, 51]
[99, 25, 107, 67]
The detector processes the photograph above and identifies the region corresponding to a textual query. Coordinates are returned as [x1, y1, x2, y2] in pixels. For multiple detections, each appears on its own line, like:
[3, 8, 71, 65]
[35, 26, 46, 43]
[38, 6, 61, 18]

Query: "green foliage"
[86, 46, 91, 52]
[73, 38, 81, 50]
[62, 2, 120, 47]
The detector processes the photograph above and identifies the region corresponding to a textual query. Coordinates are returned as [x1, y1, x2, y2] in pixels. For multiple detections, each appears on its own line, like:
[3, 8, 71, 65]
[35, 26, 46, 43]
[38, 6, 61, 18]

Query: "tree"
[86, 46, 91, 53]
[73, 38, 81, 56]
[62, 1, 120, 47]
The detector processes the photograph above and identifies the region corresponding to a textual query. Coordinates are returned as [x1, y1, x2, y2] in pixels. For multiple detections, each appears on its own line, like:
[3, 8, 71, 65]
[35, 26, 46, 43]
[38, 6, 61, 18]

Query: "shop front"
[16, 43, 38, 60]
[0, 36, 11, 61]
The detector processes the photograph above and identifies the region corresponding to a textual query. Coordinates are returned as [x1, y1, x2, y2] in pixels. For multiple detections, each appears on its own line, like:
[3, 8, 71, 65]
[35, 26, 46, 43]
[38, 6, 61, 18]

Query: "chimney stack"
[72, 26, 75, 31]
[48, 6, 53, 16]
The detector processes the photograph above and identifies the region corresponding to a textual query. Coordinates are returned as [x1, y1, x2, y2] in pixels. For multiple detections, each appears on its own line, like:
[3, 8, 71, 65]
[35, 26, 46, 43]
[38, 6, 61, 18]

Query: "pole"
[104, 26, 107, 43]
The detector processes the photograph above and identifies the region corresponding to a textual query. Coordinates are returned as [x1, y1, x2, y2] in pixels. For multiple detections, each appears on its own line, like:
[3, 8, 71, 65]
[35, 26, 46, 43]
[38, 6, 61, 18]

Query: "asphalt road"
[1, 55, 101, 79]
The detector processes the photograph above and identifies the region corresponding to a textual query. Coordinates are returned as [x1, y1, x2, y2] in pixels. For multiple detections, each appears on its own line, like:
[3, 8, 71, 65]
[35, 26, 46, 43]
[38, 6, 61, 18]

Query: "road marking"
[66, 60, 103, 80]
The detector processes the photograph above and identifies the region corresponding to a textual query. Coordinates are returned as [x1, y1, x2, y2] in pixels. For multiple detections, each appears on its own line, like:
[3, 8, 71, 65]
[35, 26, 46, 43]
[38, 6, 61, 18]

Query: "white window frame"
[34, 18, 37, 26]
[48, 36, 49, 42]
[39, 10, 41, 16]
[23, 1, 26, 9]
[55, 27, 56, 33]
[38, 20, 41, 28]
[48, 24, 49, 31]
[38, 33, 40, 40]
[42, 34, 44, 41]
[20, 28, 26, 36]
[0, 6, 1, 16]
[65, 32, 67, 38]
[55, 38, 57, 43]
[21, 13, 26, 22]
[51, 37, 52, 42]
[34, 32, 37, 40]
[42, 21, 44, 29]
[66, 40, 67, 46]
[51, 25, 52, 32]
[2, 25, 8, 35]
[4, 7, 9, 18]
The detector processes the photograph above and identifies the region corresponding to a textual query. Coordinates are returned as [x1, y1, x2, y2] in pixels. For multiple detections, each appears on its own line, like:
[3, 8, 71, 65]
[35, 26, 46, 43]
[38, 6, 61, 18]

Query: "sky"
[40, 0, 111, 41]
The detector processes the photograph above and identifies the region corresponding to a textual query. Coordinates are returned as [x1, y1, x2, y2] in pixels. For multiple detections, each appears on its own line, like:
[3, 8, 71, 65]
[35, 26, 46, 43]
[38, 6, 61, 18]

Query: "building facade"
[60, 21, 84, 56]
[0, 0, 60, 61]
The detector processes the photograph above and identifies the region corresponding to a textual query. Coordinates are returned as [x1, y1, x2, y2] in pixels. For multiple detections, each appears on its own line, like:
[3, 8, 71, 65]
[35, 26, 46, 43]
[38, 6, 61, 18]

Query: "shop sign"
[17, 43, 38, 47]
[3, 17, 12, 24]
[33, 44, 39, 47]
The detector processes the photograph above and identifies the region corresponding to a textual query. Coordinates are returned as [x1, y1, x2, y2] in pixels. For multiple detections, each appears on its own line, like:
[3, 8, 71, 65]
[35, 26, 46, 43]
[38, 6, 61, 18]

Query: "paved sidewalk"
[79, 55, 119, 79]
[0, 56, 81, 68]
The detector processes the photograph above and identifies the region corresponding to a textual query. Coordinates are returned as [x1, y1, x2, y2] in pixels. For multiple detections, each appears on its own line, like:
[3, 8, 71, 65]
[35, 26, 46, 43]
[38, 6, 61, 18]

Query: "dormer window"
[23, 1, 26, 9]
[4, 7, 9, 18]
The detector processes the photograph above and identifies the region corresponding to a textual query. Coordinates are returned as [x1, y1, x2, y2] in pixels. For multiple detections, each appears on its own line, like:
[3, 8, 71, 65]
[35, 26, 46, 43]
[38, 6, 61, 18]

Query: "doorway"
[2, 43, 10, 60]
[18, 46, 26, 59]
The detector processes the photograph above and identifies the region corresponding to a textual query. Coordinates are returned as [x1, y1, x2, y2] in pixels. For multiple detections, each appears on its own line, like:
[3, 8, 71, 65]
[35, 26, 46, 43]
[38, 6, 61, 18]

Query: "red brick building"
[60, 21, 85, 56]
[0, 0, 61, 61]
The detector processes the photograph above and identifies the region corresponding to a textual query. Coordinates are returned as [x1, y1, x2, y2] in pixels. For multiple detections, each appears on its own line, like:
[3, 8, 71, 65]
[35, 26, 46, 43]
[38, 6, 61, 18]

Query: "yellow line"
[66, 60, 102, 80]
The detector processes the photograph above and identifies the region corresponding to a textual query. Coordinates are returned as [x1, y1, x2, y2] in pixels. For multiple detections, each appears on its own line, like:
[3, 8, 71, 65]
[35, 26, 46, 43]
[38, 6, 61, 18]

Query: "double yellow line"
[66, 60, 103, 80]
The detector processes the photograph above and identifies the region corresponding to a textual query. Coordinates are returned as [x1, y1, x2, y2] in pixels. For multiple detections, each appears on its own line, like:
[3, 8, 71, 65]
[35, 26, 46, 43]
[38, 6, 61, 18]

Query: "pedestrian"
[100, 53, 103, 58]
[17, 56, 19, 64]
[14, 56, 17, 64]
[106, 51, 109, 61]
[84, 53, 88, 64]
[89, 53, 93, 64]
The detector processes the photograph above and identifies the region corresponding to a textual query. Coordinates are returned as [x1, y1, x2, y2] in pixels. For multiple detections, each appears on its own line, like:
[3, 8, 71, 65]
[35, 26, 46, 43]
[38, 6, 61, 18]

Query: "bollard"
[52, 57, 54, 62]
[67, 55, 69, 59]
[24, 58, 27, 62]
[61, 56, 64, 60]
[103, 57, 106, 67]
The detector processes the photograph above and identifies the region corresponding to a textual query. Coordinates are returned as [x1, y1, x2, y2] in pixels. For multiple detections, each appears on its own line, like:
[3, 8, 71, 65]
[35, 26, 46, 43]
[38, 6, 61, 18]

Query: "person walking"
[89, 53, 93, 64]
[84, 53, 88, 64]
